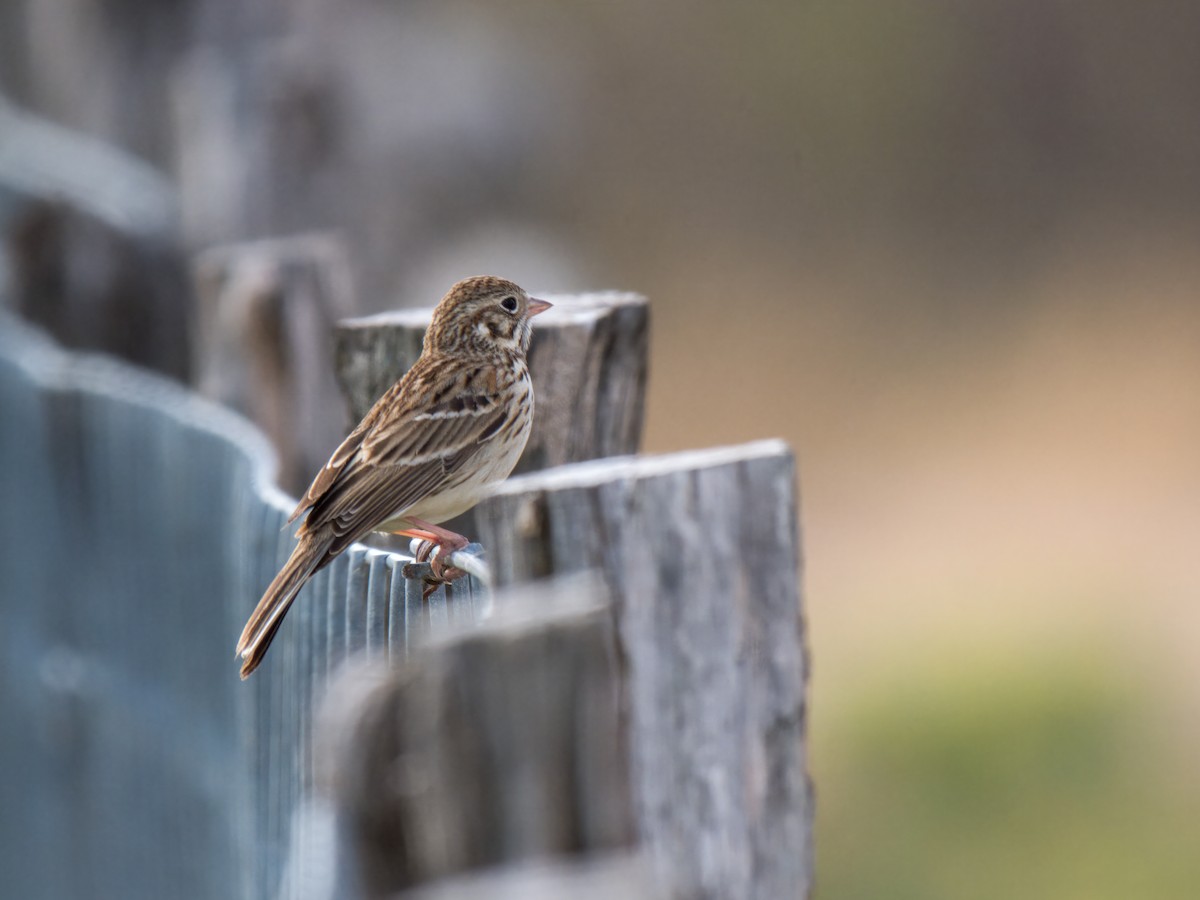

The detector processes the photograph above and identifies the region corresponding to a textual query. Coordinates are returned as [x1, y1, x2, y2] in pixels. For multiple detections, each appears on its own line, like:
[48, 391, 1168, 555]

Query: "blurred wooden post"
[324, 576, 639, 899]
[0, 103, 190, 380]
[332, 292, 649, 474]
[191, 234, 356, 492]
[471, 442, 813, 900]
[3, 200, 192, 381]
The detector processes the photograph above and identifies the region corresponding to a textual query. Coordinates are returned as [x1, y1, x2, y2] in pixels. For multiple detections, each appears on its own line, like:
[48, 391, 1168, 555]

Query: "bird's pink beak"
[527, 297, 553, 317]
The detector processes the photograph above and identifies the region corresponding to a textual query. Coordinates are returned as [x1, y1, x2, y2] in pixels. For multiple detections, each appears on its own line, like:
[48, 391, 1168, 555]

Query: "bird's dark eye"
[500, 296, 518, 313]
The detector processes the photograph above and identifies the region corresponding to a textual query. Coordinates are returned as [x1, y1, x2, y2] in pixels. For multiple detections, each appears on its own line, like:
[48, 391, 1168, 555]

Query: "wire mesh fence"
[0, 314, 484, 900]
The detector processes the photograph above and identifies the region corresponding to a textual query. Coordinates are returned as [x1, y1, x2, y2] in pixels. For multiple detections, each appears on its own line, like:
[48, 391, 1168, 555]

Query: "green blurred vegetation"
[813, 643, 1200, 899]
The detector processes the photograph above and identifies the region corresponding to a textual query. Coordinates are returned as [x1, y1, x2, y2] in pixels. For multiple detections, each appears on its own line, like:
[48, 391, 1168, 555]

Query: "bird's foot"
[392, 518, 470, 599]
[414, 539, 469, 598]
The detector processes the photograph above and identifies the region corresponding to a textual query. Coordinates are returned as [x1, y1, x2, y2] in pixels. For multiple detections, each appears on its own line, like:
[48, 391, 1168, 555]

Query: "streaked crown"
[425, 276, 550, 358]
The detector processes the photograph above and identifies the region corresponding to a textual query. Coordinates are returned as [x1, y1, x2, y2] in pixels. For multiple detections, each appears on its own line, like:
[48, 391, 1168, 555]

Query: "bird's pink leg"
[390, 518, 471, 595]
[392, 518, 470, 553]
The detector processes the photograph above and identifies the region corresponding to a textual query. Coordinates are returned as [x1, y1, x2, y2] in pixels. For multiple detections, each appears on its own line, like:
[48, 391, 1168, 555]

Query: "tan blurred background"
[3, 1, 1198, 896]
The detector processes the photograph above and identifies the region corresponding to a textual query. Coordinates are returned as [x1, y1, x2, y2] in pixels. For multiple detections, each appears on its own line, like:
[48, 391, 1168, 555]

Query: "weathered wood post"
[472, 442, 813, 899]
[191, 234, 356, 492]
[324, 577, 653, 897]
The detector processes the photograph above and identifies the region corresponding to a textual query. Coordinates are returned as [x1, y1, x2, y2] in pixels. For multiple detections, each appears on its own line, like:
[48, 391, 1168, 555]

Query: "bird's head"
[426, 275, 552, 358]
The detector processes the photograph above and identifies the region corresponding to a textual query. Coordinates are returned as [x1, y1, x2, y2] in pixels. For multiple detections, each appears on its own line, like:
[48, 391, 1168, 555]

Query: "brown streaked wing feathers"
[288, 356, 511, 527]
[362, 393, 501, 464]
[307, 407, 505, 545]
[311, 459, 447, 558]
[286, 365, 425, 525]
[288, 417, 373, 524]
[287, 357, 513, 553]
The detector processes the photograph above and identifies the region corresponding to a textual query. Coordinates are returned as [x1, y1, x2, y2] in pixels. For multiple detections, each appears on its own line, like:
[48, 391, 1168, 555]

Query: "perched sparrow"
[236, 276, 551, 678]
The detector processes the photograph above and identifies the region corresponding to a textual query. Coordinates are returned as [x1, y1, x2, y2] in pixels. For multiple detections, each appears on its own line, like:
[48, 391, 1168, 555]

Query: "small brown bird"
[236, 276, 551, 678]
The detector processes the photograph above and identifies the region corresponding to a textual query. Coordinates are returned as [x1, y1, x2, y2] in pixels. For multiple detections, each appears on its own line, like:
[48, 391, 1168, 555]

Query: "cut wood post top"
[333, 291, 649, 475]
[191, 234, 357, 315]
[486, 437, 792, 493]
[474, 438, 798, 585]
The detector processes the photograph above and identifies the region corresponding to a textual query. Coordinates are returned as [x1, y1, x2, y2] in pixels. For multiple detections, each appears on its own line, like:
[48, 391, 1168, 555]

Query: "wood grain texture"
[192, 234, 356, 492]
[333, 292, 649, 475]
[325, 576, 636, 899]
[471, 442, 812, 900]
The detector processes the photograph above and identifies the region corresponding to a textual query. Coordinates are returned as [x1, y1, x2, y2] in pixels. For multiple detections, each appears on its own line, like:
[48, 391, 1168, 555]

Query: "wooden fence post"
[323, 576, 642, 898]
[333, 292, 649, 475]
[4, 199, 192, 381]
[471, 441, 813, 899]
[0, 103, 190, 380]
[191, 234, 356, 492]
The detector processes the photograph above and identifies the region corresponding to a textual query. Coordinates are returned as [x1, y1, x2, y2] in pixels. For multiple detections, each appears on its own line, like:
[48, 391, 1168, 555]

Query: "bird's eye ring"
[500, 296, 518, 313]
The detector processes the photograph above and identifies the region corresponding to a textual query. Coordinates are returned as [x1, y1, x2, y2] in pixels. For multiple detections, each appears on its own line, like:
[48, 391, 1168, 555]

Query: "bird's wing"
[291, 356, 514, 555]
[288, 414, 373, 524]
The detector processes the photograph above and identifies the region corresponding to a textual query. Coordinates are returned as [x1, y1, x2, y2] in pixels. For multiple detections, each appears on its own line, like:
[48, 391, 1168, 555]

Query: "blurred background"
[3, 1, 1198, 896]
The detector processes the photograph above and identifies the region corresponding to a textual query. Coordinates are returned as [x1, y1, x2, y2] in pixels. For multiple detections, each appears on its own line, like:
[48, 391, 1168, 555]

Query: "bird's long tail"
[236, 533, 331, 679]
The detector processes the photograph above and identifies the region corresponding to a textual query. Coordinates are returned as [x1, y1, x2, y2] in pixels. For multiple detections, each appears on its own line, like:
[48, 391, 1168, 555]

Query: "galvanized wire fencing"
[0, 314, 483, 900]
